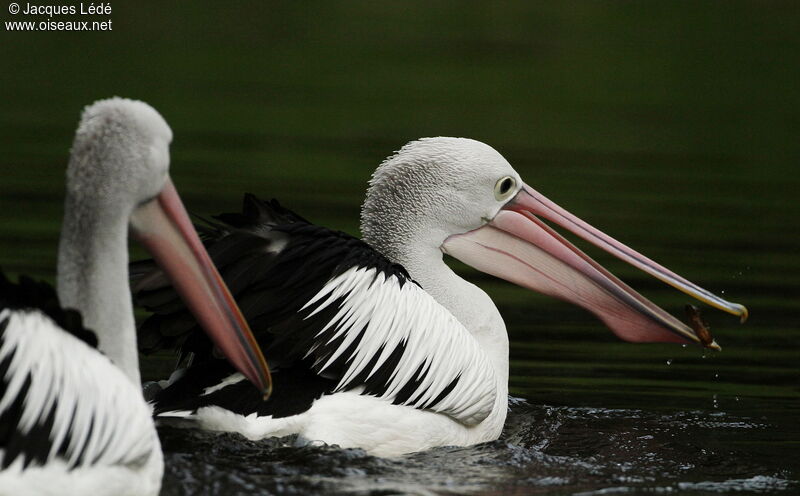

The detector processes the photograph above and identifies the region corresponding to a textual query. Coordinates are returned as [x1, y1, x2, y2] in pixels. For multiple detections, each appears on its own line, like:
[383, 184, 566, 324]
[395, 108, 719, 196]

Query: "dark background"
[0, 2, 798, 492]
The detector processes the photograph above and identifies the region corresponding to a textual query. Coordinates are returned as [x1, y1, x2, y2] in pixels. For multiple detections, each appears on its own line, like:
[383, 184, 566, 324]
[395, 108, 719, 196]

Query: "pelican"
[133, 137, 747, 457]
[0, 98, 270, 496]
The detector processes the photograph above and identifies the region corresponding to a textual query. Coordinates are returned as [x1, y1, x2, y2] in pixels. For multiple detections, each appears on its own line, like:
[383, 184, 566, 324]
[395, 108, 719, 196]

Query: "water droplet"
[666, 359, 673, 365]
[681, 344, 687, 348]
[714, 373, 719, 379]
[735, 396, 740, 402]
[721, 290, 726, 294]
[712, 394, 719, 409]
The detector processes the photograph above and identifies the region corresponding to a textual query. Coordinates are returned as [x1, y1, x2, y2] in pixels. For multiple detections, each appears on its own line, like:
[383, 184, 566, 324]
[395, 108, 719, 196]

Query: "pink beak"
[442, 183, 748, 349]
[130, 177, 272, 397]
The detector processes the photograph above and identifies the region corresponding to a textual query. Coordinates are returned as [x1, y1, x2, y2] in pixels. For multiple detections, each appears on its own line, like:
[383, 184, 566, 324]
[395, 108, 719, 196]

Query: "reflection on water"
[158, 399, 797, 495]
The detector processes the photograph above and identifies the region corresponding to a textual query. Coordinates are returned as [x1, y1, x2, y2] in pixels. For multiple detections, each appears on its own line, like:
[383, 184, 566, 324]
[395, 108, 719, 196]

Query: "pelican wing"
[132, 195, 497, 425]
[0, 276, 155, 470]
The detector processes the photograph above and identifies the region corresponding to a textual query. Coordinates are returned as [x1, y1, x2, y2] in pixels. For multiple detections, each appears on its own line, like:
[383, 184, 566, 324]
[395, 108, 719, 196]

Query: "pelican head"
[67, 98, 174, 215]
[362, 138, 519, 250]
[362, 137, 747, 348]
[60, 97, 271, 395]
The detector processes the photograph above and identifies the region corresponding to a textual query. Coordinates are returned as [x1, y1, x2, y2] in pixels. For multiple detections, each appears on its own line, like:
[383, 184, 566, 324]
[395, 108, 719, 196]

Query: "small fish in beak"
[685, 304, 717, 349]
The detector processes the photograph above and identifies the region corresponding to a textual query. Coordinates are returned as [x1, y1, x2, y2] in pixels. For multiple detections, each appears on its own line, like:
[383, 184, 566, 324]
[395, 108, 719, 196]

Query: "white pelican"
[133, 137, 747, 457]
[0, 98, 270, 496]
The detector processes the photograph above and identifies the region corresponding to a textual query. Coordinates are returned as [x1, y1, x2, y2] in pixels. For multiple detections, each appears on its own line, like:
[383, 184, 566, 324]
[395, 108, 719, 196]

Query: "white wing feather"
[302, 267, 497, 425]
[0, 309, 156, 469]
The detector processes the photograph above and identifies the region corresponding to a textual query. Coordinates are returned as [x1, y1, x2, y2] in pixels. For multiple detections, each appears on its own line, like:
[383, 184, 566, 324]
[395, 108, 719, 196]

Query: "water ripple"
[157, 398, 798, 495]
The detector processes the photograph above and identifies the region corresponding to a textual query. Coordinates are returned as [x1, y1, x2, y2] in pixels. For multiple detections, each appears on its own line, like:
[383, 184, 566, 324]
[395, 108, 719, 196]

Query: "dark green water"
[1, 2, 798, 494]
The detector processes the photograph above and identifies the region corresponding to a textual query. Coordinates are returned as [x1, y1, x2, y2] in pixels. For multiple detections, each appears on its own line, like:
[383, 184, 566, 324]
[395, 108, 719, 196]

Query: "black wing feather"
[0, 273, 85, 469]
[132, 195, 418, 418]
[0, 270, 97, 348]
[0, 271, 147, 470]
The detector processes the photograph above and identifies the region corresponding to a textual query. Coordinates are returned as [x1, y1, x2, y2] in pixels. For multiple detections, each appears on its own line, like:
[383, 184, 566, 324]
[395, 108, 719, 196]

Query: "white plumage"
[0, 310, 154, 468]
[158, 265, 507, 454]
[302, 266, 496, 424]
[1, 98, 269, 494]
[0, 310, 162, 496]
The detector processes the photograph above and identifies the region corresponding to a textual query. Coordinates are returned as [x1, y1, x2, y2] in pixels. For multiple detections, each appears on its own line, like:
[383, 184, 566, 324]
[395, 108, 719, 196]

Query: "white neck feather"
[57, 196, 140, 386]
[51, 97, 175, 389]
[362, 227, 510, 434]
[384, 240, 509, 375]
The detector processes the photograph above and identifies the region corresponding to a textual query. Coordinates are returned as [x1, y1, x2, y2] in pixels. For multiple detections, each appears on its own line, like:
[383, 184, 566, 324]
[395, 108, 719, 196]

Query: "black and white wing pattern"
[0, 273, 155, 471]
[132, 195, 497, 425]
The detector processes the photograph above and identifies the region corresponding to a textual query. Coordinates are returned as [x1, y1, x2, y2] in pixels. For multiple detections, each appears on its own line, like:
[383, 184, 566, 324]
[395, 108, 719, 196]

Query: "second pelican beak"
[130, 177, 272, 398]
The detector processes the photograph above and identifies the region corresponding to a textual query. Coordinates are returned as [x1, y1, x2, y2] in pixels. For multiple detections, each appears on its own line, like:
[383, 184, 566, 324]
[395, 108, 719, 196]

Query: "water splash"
[156, 400, 799, 495]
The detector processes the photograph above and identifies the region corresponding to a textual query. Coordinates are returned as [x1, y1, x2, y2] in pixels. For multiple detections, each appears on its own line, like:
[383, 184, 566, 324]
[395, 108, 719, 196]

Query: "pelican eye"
[494, 176, 516, 201]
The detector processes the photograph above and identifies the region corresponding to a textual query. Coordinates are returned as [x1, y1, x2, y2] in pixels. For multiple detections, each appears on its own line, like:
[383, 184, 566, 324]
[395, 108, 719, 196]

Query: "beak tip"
[738, 306, 749, 323]
[707, 340, 722, 351]
[256, 368, 273, 401]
